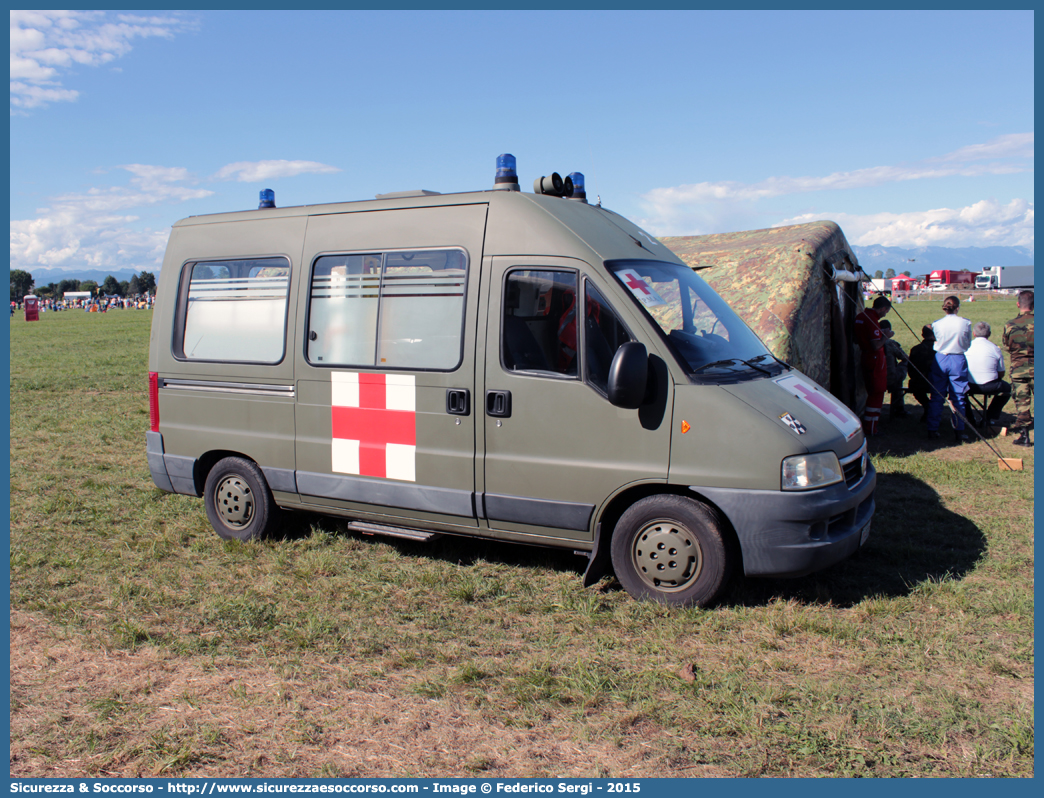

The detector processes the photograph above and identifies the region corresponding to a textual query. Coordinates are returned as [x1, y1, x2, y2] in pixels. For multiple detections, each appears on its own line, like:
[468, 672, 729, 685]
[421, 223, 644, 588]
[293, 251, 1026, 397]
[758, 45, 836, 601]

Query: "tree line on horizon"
[871, 268, 913, 280]
[10, 269, 156, 303]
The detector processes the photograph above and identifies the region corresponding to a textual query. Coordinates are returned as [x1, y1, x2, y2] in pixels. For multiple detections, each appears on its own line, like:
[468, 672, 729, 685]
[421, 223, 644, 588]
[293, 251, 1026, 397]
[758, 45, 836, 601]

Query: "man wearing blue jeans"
[927, 295, 972, 443]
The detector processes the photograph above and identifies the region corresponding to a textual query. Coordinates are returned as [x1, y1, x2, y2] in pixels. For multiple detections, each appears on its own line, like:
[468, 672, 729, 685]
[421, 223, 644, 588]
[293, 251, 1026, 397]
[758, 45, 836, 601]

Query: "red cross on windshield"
[623, 273, 652, 295]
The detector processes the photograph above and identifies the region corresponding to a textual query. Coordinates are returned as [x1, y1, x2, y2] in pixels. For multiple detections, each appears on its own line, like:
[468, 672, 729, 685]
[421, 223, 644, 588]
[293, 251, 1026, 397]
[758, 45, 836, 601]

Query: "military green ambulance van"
[147, 155, 875, 607]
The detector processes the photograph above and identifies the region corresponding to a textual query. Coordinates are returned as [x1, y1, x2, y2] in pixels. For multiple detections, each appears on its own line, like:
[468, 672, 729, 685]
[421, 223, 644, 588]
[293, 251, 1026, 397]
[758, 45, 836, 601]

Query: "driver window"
[501, 269, 579, 377]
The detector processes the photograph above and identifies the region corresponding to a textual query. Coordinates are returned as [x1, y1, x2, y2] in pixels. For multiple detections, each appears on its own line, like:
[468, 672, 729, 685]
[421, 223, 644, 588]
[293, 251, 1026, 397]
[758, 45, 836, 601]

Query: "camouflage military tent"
[660, 221, 865, 410]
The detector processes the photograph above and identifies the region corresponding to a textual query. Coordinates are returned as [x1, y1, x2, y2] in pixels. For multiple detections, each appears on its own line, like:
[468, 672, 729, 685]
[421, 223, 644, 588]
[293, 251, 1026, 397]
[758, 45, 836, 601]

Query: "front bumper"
[693, 460, 876, 578]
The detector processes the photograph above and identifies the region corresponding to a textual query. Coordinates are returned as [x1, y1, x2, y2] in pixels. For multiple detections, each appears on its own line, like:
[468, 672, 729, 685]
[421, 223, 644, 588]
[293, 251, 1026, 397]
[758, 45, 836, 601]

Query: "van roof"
[174, 187, 491, 224]
[172, 189, 686, 268]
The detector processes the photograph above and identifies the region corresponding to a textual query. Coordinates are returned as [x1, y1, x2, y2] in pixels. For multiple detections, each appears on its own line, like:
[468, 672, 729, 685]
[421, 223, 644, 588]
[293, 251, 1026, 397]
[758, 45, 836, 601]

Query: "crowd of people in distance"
[855, 290, 1034, 447]
[77, 295, 155, 312]
[11, 295, 154, 313]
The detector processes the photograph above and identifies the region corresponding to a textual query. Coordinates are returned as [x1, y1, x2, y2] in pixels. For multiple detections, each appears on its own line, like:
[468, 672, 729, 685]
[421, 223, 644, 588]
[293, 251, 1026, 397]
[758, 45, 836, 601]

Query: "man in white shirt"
[965, 321, 1012, 424]
[927, 295, 973, 442]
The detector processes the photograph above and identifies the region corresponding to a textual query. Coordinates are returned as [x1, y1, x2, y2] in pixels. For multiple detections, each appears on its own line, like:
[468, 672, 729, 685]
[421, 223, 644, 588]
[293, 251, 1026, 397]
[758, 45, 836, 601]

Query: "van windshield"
[607, 259, 784, 380]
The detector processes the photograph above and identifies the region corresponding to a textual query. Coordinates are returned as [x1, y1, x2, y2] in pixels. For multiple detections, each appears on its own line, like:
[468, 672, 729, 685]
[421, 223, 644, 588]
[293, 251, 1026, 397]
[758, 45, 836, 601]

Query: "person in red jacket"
[854, 296, 892, 435]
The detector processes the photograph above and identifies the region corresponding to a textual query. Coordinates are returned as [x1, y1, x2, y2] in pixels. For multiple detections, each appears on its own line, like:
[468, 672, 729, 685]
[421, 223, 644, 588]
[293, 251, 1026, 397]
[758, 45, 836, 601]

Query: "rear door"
[480, 256, 674, 543]
[155, 217, 303, 499]
[293, 204, 487, 531]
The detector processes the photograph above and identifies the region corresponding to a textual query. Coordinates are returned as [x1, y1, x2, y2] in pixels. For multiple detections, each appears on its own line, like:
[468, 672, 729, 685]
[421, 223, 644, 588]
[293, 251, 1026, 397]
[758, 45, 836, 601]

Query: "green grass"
[9, 308, 1034, 778]
[882, 293, 1022, 357]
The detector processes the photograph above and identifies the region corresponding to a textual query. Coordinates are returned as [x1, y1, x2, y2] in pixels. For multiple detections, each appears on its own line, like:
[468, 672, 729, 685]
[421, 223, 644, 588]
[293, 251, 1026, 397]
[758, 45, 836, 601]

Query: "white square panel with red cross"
[331, 372, 416, 481]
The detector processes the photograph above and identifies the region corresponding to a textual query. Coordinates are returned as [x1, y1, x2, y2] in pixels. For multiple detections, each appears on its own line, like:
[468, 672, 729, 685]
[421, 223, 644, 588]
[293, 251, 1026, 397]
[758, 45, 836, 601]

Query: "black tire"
[610, 495, 732, 607]
[203, 456, 279, 541]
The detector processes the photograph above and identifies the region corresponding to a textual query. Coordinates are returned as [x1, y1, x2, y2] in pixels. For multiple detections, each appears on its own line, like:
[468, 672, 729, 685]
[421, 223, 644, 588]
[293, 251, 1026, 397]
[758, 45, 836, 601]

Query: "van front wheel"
[203, 457, 278, 541]
[610, 495, 731, 607]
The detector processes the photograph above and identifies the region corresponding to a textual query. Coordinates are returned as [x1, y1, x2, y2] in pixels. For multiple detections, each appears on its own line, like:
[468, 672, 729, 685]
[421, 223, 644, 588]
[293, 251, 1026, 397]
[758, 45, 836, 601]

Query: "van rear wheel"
[203, 457, 278, 541]
[610, 495, 731, 607]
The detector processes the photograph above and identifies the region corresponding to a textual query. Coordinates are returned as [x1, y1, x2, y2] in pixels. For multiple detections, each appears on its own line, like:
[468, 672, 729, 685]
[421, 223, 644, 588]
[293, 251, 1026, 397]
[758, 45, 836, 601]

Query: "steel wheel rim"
[631, 518, 702, 592]
[216, 475, 254, 528]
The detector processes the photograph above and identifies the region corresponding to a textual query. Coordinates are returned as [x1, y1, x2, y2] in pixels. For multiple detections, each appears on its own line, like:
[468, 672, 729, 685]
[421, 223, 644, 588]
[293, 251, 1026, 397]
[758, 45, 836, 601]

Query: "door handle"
[446, 389, 470, 416]
[485, 390, 512, 418]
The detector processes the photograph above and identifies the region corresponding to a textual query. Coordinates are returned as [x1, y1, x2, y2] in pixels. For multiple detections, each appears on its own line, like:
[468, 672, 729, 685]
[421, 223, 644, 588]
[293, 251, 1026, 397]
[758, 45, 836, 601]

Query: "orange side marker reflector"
[680, 420, 691, 434]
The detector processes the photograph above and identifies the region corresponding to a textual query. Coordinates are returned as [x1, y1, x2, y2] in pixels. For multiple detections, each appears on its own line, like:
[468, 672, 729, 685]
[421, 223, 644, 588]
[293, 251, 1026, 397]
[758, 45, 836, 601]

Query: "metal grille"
[840, 443, 867, 490]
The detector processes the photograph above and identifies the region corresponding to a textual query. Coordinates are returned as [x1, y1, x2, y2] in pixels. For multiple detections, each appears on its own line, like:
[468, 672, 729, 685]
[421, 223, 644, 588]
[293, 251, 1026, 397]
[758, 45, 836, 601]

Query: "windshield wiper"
[692, 358, 743, 373]
[751, 352, 791, 370]
[740, 355, 773, 375]
[693, 355, 778, 376]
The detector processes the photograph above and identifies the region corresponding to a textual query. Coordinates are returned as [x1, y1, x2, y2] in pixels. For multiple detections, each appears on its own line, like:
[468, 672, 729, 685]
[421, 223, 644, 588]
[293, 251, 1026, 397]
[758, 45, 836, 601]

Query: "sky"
[9, 9, 1035, 278]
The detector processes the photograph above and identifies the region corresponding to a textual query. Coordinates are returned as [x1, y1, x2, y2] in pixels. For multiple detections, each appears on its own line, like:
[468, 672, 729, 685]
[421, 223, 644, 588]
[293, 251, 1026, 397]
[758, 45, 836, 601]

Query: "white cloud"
[934, 133, 1033, 162]
[9, 164, 213, 272]
[8, 80, 79, 106]
[120, 164, 194, 187]
[212, 160, 342, 183]
[642, 134, 1033, 212]
[10, 156, 345, 273]
[644, 160, 1027, 209]
[637, 133, 1034, 248]
[776, 198, 1034, 250]
[10, 10, 194, 111]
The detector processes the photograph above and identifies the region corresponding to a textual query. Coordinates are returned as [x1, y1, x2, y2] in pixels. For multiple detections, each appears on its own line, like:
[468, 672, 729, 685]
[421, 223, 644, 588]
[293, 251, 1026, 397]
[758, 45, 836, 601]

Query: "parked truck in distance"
[928, 269, 976, 290]
[974, 265, 1035, 291]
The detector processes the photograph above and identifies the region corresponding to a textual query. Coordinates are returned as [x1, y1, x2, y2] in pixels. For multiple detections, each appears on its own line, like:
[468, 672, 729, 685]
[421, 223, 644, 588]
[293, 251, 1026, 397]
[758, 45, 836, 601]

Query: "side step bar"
[345, 520, 442, 542]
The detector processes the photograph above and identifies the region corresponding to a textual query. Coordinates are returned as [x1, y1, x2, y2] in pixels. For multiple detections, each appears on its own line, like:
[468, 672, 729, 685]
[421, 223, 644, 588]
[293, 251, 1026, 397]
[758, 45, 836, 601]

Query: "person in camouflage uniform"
[1002, 290, 1034, 447]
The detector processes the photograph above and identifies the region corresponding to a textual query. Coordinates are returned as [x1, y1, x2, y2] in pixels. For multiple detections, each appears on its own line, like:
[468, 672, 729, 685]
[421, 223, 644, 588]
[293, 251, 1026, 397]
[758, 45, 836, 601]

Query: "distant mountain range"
[851, 244, 1033, 277]
[17, 267, 145, 287]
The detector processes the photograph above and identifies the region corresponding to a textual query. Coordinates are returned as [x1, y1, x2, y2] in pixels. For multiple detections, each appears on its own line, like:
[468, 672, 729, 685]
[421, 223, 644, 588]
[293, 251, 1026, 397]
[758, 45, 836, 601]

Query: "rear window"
[175, 257, 291, 363]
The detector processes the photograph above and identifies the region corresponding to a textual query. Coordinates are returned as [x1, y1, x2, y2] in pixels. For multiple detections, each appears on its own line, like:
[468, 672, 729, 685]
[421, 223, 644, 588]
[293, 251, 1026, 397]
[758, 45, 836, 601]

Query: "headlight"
[781, 451, 843, 491]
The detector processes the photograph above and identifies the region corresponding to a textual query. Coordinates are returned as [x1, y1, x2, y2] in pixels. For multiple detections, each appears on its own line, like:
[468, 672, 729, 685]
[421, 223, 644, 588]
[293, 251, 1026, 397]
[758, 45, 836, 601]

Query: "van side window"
[501, 269, 579, 378]
[178, 257, 290, 362]
[378, 250, 467, 369]
[308, 248, 467, 370]
[584, 281, 632, 395]
[309, 254, 381, 366]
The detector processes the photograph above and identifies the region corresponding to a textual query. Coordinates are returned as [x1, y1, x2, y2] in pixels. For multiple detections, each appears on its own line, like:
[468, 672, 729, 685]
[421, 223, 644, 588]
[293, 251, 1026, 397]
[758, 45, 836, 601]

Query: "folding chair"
[966, 385, 1005, 433]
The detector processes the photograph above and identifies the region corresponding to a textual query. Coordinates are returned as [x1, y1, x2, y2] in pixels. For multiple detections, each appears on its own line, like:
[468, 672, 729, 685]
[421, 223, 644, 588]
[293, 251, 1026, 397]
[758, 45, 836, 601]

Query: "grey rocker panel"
[295, 471, 594, 532]
[296, 471, 476, 517]
[483, 493, 594, 532]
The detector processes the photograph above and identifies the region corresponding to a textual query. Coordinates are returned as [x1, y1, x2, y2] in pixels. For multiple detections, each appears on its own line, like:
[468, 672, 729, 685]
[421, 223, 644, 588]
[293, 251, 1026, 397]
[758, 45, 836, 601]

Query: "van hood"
[720, 370, 864, 458]
[667, 371, 863, 491]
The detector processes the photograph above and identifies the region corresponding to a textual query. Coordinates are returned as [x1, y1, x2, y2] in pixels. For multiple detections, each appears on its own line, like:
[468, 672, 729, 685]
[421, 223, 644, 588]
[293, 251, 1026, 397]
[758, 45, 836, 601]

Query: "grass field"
[9, 300, 1034, 778]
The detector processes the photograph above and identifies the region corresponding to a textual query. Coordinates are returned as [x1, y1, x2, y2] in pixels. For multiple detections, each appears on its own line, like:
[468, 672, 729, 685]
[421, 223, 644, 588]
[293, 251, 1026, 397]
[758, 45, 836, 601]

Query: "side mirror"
[608, 342, 648, 409]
